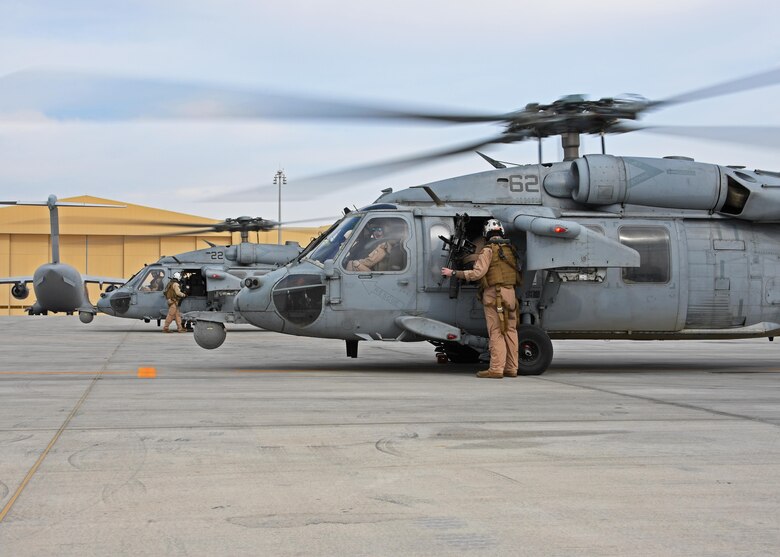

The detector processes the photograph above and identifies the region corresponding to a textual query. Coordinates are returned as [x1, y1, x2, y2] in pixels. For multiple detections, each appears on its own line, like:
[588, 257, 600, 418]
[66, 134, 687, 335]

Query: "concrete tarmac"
[0, 315, 779, 556]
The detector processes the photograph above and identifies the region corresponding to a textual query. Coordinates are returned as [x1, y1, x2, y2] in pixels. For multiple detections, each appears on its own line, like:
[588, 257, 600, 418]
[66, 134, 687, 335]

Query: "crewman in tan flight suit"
[346, 225, 403, 272]
[162, 271, 187, 333]
[441, 219, 520, 378]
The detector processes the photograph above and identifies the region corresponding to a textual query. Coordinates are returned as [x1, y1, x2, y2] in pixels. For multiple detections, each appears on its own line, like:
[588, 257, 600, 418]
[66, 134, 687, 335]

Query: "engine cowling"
[225, 242, 302, 266]
[11, 282, 29, 300]
[571, 155, 725, 211]
[564, 155, 780, 222]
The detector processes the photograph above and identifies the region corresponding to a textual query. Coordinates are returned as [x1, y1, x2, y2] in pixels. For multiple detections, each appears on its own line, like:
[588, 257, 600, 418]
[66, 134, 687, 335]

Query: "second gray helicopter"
[97, 216, 305, 331]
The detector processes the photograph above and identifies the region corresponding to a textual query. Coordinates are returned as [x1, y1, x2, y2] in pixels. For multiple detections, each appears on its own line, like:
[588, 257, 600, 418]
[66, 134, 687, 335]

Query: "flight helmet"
[483, 219, 505, 238]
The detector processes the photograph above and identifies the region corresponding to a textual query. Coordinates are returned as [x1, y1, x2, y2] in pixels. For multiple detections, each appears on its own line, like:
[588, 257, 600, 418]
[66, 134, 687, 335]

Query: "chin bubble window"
[272, 274, 326, 326]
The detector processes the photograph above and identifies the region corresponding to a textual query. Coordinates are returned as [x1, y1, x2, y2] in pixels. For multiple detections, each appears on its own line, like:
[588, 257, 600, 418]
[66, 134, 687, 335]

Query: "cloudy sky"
[1, 0, 779, 227]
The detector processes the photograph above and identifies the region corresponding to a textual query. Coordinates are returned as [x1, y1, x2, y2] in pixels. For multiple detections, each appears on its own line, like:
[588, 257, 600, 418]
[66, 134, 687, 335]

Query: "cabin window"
[341, 217, 409, 273]
[618, 226, 671, 284]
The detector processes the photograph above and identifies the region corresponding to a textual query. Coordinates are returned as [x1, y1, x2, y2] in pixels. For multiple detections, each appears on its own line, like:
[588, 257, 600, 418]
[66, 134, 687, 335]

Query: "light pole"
[273, 169, 287, 245]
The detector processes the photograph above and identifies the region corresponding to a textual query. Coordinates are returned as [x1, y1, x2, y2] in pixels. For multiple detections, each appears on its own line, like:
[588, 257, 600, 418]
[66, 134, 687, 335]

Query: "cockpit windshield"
[305, 215, 362, 264]
[124, 269, 146, 288]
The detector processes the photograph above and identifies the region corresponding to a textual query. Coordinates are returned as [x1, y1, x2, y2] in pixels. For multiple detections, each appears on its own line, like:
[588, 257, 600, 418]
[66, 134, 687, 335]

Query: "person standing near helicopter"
[441, 219, 520, 378]
[162, 271, 187, 333]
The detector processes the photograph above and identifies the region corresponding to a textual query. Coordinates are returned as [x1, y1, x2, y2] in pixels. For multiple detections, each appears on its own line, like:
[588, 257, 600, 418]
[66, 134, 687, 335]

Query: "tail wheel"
[517, 324, 553, 375]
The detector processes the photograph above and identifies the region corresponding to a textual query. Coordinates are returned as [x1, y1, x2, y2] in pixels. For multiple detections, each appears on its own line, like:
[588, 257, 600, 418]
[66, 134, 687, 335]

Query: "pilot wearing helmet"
[442, 219, 520, 378]
[346, 223, 405, 272]
[148, 270, 164, 291]
[162, 271, 188, 333]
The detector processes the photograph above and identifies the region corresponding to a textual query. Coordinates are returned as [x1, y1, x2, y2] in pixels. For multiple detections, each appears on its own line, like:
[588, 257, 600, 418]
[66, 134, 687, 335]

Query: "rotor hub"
[503, 96, 650, 139]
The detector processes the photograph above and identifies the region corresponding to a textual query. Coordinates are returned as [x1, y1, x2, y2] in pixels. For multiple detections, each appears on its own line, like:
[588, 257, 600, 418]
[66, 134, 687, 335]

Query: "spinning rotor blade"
[615, 124, 780, 149]
[222, 134, 517, 199]
[5, 67, 780, 195]
[140, 220, 225, 228]
[276, 216, 339, 226]
[0, 70, 507, 123]
[160, 228, 219, 237]
[0, 199, 124, 208]
[653, 67, 780, 108]
[153, 215, 335, 237]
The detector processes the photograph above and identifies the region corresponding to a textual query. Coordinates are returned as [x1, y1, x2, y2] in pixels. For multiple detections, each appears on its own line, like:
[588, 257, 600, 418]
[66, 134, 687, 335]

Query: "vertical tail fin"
[47, 195, 60, 264]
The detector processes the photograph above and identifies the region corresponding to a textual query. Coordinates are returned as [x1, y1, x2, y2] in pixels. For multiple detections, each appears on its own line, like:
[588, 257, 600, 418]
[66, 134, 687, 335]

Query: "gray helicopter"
[200, 68, 780, 375]
[96, 216, 305, 329]
[0, 195, 126, 322]
[6, 68, 780, 374]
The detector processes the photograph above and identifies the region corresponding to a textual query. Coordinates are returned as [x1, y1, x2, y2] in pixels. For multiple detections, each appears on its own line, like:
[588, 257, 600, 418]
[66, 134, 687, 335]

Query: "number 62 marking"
[509, 174, 539, 193]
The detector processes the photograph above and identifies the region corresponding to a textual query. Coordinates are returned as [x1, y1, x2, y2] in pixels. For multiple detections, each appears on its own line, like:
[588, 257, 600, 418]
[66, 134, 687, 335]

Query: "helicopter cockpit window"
[342, 217, 409, 273]
[306, 215, 362, 264]
[139, 268, 165, 292]
[618, 226, 671, 284]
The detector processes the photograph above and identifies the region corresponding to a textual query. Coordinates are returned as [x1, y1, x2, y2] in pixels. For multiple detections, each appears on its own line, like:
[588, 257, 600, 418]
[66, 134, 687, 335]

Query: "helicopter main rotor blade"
[139, 220, 224, 228]
[0, 70, 508, 124]
[615, 124, 780, 149]
[215, 134, 515, 200]
[653, 67, 780, 108]
[159, 228, 223, 237]
[276, 216, 340, 226]
[154, 216, 335, 236]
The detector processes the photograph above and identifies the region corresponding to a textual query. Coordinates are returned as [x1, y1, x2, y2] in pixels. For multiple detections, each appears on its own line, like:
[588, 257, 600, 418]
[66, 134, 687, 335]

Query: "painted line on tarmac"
[237, 369, 335, 373]
[0, 371, 132, 376]
[0, 329, 133, 523]
[536, 375, 780, 427]
[0, 372, 104, 523]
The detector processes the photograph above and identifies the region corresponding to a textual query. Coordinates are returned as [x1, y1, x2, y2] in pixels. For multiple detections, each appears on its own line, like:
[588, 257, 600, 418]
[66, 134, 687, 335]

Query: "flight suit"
[162, 279, 187, 332]
[455, 239, 519, 377]
[147, 275, 164, 291]
[347, 241, 398, 272]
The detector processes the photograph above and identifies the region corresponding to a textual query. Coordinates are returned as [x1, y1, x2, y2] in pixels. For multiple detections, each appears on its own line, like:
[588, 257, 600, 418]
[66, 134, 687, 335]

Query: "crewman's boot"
[476, 370, 503, 379]
[503, 369, 518, 377]
[162, 328, 170, 333]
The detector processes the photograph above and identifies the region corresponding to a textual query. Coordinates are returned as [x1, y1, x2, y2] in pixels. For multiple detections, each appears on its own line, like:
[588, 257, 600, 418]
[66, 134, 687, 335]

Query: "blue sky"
[1, 0, 779, 225]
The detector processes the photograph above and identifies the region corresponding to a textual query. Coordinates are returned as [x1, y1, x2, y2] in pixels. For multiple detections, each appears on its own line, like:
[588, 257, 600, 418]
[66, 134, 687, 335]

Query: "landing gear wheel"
[517, 324, 553, 376]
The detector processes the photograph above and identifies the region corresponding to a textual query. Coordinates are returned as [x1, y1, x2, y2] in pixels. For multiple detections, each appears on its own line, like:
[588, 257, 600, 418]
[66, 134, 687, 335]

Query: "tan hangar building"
[0, 195, 328, 315]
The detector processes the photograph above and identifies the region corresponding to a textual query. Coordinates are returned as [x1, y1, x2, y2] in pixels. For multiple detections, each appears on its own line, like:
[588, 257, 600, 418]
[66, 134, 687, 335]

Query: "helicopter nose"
[96, 293, 115, 315]
[236, 268, 328, 332]
[104, 290, 131, 315]
[235, 277, 285, 331]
